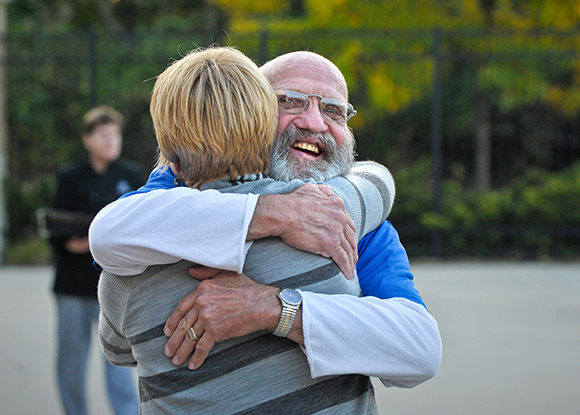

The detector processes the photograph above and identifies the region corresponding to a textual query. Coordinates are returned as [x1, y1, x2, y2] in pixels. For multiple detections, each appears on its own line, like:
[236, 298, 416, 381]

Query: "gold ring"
[187, 327, 199, 342]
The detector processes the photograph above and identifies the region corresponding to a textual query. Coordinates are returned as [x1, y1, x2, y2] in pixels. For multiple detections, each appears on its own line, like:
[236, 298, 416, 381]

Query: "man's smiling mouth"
[291, 142, 321, 156]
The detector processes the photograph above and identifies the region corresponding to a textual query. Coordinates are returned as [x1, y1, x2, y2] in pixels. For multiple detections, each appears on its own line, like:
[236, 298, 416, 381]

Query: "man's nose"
[293, 99, 328, 133]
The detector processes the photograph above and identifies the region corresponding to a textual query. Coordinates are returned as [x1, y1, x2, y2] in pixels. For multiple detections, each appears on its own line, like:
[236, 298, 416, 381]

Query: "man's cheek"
[275, 115, 295, 139]
[329, 128, 346, 148]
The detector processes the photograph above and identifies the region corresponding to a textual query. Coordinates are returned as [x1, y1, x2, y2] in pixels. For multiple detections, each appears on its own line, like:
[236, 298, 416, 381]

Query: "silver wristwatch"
[273, 288, 302, 338]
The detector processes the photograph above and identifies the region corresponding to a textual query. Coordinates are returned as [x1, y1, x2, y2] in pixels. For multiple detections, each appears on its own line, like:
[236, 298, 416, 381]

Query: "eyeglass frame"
[274, 90, 357, 123]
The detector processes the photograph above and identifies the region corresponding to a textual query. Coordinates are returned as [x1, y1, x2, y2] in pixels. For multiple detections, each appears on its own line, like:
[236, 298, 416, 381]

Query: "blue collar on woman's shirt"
[119, 166, 182, 199]
[119, 167, 265, 199]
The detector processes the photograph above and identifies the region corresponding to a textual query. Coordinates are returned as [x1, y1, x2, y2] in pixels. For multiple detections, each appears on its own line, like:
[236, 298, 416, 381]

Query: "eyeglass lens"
[275, 90, 355, 122]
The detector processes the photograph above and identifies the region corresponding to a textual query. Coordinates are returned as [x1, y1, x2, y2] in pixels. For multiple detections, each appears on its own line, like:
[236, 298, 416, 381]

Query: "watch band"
[273, 289, 301, 338]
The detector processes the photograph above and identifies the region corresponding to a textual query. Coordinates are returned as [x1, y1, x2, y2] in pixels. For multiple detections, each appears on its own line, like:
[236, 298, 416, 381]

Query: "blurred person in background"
[50, 106, 144, 415]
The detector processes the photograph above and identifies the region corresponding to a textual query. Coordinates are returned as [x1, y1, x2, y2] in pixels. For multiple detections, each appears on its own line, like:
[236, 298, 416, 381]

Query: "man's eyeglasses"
[275, 90, 357, 123]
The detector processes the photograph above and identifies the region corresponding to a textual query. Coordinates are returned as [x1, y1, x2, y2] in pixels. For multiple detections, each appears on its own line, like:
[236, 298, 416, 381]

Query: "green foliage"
[5, 176, 55, 242]
[6, 0, 580, 260]
[5, 236, 51, 265]
[389, 160, 580, 257]
[508, 163, 580, 225]
[389, 157, 434, 225]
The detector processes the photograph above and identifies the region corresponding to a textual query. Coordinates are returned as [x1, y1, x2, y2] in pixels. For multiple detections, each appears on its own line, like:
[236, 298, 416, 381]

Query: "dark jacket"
[51, 159, 145, 298]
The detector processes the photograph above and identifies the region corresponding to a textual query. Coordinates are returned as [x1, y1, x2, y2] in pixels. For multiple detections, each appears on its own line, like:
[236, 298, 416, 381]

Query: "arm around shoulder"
[248, 184, 359, 278]
[89, 187, 258, 275]
[325, 160, 396, 240]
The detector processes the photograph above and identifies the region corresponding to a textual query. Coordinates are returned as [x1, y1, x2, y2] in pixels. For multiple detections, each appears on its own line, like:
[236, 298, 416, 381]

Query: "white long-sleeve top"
[90, 168, 441, 388]
[301, 292, 440, 388]
[90, 187, 257, 275]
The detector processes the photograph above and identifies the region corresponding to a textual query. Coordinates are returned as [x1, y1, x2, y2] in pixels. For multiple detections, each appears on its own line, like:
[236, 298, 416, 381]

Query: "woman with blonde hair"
[98, 46, 395, 414]
[151, 46, 277, 188]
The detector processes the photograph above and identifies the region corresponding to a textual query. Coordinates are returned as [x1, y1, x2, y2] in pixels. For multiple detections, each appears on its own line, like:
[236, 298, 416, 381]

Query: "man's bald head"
[261, 51, 349, 101]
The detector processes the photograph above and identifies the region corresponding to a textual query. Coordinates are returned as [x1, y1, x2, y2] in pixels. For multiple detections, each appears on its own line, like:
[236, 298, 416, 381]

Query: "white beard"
[268, 126, 355, 182]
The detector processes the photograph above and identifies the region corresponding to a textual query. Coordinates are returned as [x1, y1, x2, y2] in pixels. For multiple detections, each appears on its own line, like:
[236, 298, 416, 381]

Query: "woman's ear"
[169, 161, 181, 174]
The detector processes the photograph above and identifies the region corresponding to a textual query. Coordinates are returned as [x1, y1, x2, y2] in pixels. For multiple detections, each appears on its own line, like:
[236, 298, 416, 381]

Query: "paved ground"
[1, 262, 579, 415]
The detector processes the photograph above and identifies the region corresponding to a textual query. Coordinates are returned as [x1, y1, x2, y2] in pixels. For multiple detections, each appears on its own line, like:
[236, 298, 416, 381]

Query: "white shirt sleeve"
[299, 291, 442, 388]
[89, 187, 258, 275]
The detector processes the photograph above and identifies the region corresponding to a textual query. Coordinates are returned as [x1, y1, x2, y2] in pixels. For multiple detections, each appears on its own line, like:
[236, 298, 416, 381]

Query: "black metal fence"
[7, 28, 580, 258]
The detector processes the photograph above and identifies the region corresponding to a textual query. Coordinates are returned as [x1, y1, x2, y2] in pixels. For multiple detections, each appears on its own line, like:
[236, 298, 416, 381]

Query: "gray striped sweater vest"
[99, 161, 393, 414]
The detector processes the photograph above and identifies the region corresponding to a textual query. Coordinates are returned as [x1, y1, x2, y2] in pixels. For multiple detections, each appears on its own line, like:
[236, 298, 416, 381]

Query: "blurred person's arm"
[51, 165, 90, 254]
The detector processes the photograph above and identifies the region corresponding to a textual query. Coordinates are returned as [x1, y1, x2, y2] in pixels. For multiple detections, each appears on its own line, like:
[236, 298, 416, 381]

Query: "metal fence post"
[430, 28, 443, 256]
[0, 0, 10, 262]
[88, 28, 98, 108]
[258, 29, 269, 65]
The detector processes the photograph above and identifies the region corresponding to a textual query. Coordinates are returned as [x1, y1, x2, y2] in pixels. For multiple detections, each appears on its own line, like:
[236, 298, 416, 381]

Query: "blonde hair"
[150, 46, 278, 188]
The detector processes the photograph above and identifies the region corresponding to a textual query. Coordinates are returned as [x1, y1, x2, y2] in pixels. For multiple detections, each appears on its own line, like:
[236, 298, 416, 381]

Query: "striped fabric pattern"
[99, 161, 393, 414]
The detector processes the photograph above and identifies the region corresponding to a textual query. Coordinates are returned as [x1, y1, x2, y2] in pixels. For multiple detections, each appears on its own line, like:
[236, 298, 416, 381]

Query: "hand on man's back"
[257, 183, 358, 279]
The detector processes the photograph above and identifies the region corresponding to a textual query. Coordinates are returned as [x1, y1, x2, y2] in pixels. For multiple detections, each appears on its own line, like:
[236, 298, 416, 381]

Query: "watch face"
[280, 289, 301, 305]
